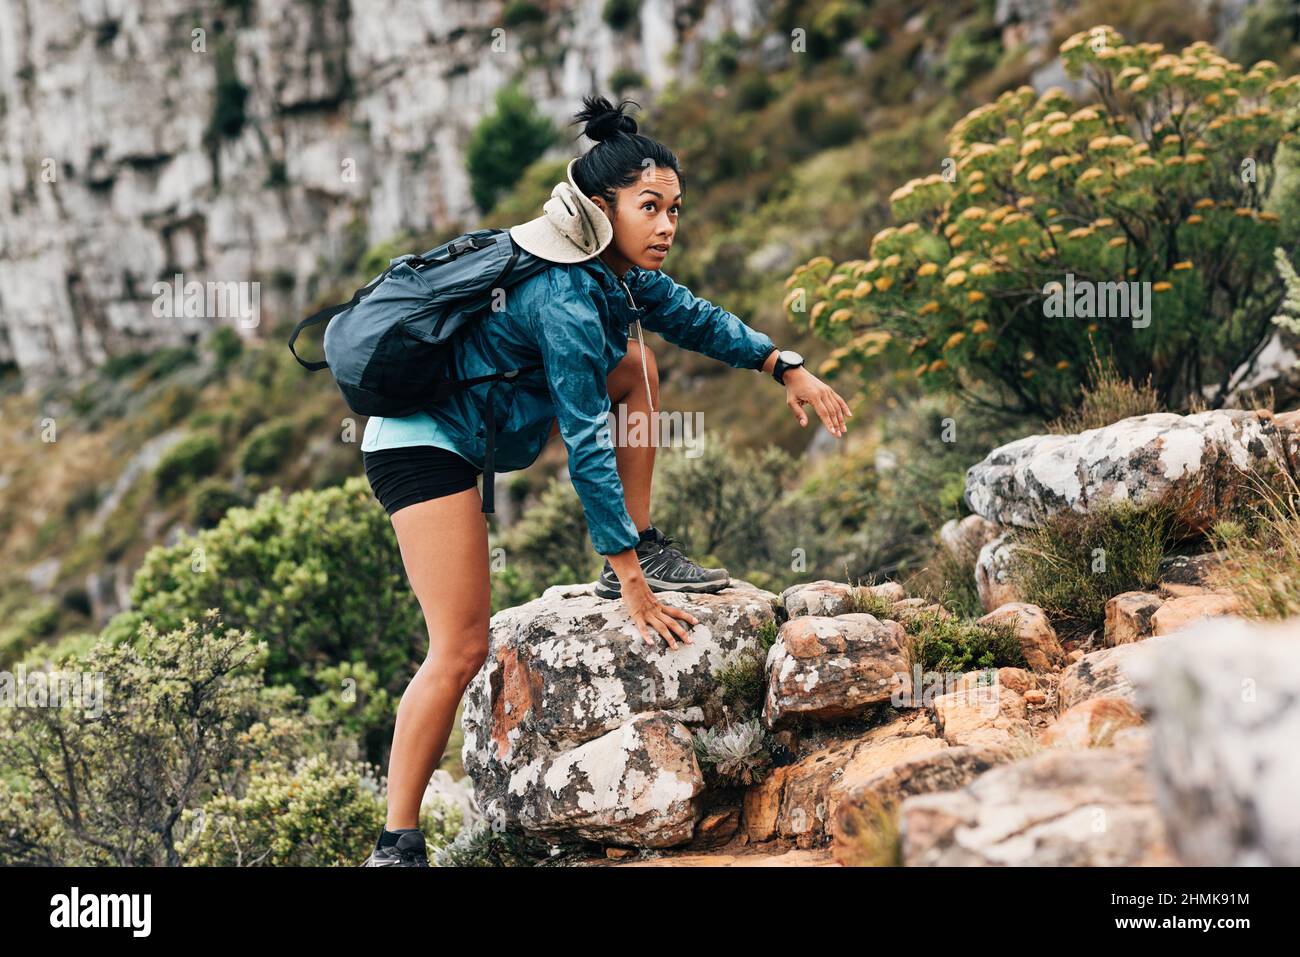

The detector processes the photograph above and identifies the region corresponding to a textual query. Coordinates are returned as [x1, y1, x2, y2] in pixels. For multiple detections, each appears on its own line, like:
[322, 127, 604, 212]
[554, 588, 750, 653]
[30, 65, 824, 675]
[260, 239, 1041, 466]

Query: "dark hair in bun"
[569, 94, 683, 213]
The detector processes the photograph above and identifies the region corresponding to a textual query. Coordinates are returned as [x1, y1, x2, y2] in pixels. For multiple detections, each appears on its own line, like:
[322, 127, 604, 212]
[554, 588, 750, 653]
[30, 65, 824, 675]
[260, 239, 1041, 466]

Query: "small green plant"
[1015, 502, 1181, 631]
[432, 817, 552, 867]
[154, 431, 221, 493]
[465, 83, 558, 214]
[904, 610, 1025, 673]
[692, 719, 772, 787]
[1208, 468, 1300, 618]
[1047, 347, 1162, 434]
[755, 618, 779, 654]
[713, 646, 767, 717]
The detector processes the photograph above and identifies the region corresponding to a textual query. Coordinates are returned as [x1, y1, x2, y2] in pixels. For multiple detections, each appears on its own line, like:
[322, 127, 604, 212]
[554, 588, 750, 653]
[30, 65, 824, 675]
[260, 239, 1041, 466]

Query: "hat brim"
[508, 157, 613, 263]
[509, 217, 604, 263]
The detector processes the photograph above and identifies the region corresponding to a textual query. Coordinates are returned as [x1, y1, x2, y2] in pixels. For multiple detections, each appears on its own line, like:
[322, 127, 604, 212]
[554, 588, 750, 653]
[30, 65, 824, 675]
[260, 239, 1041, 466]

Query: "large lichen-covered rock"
[1128, 615, 1300, 866]
[899, 739, 1174, 866]
[964, 409, 1300, 532]
[462, 581, 779, 847]
[763, 613, 911, 729]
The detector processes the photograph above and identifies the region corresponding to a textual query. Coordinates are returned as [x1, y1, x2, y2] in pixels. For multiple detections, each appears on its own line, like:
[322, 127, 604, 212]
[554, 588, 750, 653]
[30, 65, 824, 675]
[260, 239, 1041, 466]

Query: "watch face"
[779, 349, 803, 365]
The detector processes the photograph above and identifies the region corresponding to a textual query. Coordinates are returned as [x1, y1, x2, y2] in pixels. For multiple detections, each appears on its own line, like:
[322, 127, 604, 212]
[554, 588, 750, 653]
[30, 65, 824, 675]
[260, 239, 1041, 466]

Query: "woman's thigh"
[388, 486, 491, 669]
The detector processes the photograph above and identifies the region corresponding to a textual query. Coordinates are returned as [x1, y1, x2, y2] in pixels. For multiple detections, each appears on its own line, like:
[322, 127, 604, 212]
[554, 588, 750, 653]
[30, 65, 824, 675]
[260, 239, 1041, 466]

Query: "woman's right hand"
[609, 552, 699, 649]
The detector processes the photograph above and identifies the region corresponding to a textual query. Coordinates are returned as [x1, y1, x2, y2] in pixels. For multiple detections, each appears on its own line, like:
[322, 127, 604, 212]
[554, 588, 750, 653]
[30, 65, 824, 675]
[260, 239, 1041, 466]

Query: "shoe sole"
[594, 575, 731, 600]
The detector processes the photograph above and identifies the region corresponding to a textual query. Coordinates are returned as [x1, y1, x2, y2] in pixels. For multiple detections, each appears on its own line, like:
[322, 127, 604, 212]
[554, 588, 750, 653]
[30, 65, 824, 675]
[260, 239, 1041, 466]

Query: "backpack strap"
[425, 364, 543, 513]
[288, 257, 410, 371]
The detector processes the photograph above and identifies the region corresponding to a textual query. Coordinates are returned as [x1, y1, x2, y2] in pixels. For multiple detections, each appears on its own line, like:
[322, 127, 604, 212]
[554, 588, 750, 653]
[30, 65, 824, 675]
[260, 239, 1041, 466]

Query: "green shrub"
[465, 84, 557, 214]
[602, 0, 640, 31]
[786, 28, 1300, 418]
[210, 325, 244, 371]
[501, 1, 546, 28]
[154, 431, 221, 492]
[181, 753, 462, 867]
[238, 416, 297, 476]
[111, 478, 424, 704]
[1015, 502, 1181, 631]
[189, 478, 245, 528]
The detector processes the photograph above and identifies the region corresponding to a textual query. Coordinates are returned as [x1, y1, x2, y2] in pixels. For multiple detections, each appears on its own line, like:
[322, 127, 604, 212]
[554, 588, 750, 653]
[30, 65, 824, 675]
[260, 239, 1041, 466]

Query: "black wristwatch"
[772, 349, 805, 385]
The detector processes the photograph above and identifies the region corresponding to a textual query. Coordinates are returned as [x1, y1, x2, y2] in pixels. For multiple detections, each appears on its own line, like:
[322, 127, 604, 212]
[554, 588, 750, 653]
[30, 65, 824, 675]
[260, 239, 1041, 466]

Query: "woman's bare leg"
[382, 485, 491, 829]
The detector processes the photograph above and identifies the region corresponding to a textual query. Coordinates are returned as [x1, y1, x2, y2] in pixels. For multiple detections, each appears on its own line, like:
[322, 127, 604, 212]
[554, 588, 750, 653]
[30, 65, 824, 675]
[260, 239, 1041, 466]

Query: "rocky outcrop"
[1129, 615, 1300, 866]
[1150, 592, 1241, 635]
[964, 409, 1300, 533]
[0, 0, 773, 377]
[462, 580, 779, 846]
[899, 738, 1173, 865]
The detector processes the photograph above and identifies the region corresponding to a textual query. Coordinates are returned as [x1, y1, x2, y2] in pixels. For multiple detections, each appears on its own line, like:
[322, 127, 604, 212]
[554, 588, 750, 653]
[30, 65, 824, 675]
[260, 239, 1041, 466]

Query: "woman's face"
[591, 165, 681, 276]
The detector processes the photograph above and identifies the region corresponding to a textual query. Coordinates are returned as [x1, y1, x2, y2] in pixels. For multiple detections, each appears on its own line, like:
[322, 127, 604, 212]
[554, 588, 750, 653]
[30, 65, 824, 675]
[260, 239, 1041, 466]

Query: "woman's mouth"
[648, 244, 670, 258]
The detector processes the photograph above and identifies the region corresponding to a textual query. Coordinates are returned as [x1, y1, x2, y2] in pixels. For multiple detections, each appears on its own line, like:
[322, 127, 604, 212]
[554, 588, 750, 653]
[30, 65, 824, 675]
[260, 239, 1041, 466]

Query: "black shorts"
[362, 445, 482, 516]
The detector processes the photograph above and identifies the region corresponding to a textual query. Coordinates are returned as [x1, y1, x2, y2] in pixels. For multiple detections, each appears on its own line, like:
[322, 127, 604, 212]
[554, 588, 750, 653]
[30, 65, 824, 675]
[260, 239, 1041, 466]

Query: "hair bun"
[575, 94, 640, 144]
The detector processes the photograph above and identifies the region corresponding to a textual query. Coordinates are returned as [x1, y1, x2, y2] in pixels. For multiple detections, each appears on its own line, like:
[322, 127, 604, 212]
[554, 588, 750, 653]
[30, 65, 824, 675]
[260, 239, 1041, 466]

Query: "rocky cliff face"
[0, 0, 769, 378]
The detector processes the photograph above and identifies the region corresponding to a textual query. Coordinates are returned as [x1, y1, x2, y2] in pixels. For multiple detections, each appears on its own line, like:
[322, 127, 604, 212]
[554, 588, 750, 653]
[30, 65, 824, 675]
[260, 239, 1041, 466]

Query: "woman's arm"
[631, 269, 776, 371]
[633, 271, 852, 436]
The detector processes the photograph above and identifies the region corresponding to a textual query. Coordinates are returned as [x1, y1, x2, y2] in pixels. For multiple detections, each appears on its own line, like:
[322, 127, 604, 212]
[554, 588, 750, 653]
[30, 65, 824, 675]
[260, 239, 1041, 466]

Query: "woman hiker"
[362, 95, 852, 865]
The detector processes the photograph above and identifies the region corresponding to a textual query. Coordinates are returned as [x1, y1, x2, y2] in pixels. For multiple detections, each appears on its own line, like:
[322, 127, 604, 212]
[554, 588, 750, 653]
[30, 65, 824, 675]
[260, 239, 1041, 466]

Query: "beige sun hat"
[508, 157, 614, 263]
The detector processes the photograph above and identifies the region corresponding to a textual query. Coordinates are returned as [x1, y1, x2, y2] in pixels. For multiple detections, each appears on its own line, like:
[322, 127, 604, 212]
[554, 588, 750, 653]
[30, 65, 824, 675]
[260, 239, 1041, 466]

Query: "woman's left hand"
[784, 368, 853, 437]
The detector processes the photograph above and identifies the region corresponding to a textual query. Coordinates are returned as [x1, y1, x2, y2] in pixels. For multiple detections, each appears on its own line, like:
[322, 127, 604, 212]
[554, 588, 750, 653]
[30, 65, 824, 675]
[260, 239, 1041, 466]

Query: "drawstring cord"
[633, 318, 655, 414]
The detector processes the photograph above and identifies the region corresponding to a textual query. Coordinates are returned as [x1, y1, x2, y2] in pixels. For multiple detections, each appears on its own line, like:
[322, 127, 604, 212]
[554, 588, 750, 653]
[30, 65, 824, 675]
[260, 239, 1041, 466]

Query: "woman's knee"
[425, 620, 489, 683]
[625, 338, 658, 383]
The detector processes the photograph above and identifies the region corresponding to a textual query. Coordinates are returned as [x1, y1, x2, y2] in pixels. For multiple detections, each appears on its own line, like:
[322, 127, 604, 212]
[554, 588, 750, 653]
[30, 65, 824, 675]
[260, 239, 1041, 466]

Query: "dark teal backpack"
[287, 227, 553, 512]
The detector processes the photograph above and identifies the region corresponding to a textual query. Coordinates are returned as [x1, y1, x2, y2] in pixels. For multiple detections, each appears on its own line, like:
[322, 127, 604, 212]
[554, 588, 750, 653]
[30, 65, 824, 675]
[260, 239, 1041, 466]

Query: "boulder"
[964, 409, 1300, 532]
[977, 602, 1067, 673]
[975, 533, 1025, 612]
[743, 713, 941, 848]
[939, 514, 1001, 558]
[1156, 552, 1230, 598]
[1103, 592, 1164, 646]
[779, 580, 904, 618]
[1041, 697, 1145, 750]
[1057, 638, 1172, 710]
[1151, 593, 1242, 635]
[930, 669, 1033, 752]
[1128, 615, 1300, 865]
[764, 614, 911, 728]
[899, 741, 1174, 865]
[462, 581, 778, 846]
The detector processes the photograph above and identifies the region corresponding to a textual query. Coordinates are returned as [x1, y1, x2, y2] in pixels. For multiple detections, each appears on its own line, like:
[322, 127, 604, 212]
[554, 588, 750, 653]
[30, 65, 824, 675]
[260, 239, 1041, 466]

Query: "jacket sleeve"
[526, 271, 642, 557]
[632, 269, 777, 371]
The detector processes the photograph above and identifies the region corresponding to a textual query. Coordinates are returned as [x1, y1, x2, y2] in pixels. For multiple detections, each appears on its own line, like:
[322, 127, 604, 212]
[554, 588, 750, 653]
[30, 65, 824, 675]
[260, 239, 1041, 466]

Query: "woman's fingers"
[662, 604, 700, 627]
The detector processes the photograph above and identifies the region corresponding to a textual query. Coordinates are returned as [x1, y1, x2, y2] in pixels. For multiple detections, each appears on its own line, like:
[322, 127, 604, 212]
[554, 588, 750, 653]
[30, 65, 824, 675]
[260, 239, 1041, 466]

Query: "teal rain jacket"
[360, 257, 777, 555]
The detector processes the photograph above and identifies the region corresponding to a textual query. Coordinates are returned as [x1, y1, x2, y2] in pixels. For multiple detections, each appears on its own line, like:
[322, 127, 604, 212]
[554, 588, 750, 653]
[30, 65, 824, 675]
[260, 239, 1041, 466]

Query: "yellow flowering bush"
[783, 26, 1300, 416]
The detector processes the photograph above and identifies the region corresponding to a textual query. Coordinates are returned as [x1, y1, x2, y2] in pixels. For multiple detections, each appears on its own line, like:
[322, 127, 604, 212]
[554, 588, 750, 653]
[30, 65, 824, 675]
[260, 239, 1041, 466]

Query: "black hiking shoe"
[594, 525, 730, 599]
[361, 829, 429, 867]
